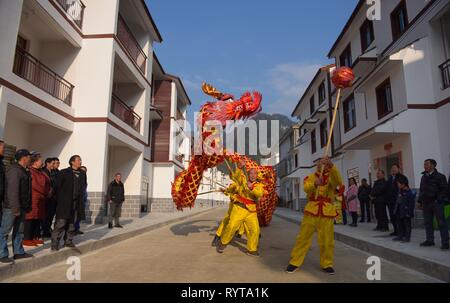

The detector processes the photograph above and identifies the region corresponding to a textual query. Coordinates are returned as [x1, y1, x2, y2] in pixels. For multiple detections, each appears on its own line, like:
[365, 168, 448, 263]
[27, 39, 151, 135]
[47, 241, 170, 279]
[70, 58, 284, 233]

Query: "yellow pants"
[220, 205, 260, 252]
[216, 203, 248, 237]
[289, 215, 335, 269]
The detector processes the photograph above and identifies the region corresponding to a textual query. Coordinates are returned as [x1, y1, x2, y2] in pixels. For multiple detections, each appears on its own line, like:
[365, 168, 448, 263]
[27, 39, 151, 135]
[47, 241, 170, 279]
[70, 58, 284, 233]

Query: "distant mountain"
[214, 112, 295, 173]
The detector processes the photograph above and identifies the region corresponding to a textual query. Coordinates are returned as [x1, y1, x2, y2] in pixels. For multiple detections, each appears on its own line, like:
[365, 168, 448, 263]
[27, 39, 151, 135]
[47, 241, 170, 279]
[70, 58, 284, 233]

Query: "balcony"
[55, 0, 85, 29]
[117, 14, 147, 73]
[13, 47, 74, 106]
[440, 58, 450, 90]
[111, 93, 142, 132]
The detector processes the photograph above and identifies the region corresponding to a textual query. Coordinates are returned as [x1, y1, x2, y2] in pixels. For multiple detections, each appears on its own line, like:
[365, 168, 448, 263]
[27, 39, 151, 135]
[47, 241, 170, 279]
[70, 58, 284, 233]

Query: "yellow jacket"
[303, 165, 343, 218]
[232, 170, 265, 213]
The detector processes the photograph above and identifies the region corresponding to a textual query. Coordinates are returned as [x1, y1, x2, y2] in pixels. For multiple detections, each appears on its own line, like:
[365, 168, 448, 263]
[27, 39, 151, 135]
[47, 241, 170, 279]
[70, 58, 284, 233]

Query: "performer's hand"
[315, 178, 324, 187]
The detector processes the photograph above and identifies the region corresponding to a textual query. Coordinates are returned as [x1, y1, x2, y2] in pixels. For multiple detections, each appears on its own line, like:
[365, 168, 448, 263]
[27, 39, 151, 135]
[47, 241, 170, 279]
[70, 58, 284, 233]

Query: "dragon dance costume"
[218, 172, 265, 254]
[289, 165, 343, 270]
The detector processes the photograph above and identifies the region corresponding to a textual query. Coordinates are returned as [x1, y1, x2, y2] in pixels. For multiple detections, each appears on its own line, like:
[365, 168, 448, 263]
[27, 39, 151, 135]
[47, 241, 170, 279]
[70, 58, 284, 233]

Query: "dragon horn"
[202, 82, 223, 100]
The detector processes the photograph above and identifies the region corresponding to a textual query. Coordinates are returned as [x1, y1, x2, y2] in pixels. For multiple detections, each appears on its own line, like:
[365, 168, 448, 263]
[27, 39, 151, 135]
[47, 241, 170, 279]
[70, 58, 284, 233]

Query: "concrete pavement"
[5, 207, 441, 283]
[274, 207, 450, 282]
[0, 205, 218, 281]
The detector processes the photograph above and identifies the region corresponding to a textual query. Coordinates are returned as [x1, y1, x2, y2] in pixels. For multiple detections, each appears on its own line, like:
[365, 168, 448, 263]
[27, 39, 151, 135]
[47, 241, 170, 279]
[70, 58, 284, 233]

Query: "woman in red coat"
[23, 152, 51, 247]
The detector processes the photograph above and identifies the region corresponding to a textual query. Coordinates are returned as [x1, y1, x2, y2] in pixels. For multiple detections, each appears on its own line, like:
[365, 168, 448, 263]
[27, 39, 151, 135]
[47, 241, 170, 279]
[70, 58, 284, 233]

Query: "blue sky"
[146, 0, 358, 122]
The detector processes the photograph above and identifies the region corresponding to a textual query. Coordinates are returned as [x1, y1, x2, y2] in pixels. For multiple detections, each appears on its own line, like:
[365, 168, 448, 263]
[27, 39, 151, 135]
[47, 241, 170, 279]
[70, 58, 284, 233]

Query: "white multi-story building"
[0, 0, 191, 222]
[285, 0, 450, 210]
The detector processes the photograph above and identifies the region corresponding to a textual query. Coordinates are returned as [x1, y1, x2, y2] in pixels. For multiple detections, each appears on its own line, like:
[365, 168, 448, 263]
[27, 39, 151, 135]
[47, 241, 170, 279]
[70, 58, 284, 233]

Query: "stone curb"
[0, 207, 219, 281]
[274, 213, 450, 283]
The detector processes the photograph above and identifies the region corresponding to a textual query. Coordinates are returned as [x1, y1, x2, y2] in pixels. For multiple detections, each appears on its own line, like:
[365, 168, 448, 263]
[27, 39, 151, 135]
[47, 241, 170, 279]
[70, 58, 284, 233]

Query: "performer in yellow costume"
[212, 160, 249, 247]
[286, 157, 343, 275]
[216, 168, 265, 256]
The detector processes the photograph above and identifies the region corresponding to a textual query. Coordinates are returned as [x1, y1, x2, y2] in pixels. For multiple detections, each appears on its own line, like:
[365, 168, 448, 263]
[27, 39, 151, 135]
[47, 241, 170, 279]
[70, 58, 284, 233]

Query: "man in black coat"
[370, 170, 389, 232]
[106, 173, 125, 229]
[358, 178, 372, 223]
[51, 155, 86, 251]
[386, 164, 407, 236]
[0, 149, 33, 263]
[418, 159, 449, 250]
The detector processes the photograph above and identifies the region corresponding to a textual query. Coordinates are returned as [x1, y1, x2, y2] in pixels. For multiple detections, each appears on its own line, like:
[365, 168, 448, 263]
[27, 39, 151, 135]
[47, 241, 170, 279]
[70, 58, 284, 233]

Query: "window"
[309, 96, 315, 115]
[339, 44, 352, 67]
[391, 0, 408, 41]
[320, 119, 328, 148]
[318, 82, 326, 105]
[376, 78, 393, 119]
[294, 153, 298, 168]
[360, 19, 375, 52]
[311, 129, 317, 154]
[343, 95, 357, 132]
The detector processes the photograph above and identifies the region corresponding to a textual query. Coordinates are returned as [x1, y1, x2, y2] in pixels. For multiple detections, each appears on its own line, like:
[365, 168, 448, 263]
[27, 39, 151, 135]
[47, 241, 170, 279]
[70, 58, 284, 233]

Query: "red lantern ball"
[332, 67, 355, 89]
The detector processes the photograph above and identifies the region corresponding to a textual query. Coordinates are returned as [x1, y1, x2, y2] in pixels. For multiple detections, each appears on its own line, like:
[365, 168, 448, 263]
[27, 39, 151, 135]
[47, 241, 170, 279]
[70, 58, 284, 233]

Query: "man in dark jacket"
[0, 141, 5, 220]
[418, 159, 449, 250]
[0, 149, 33, 263]
[386, 164, 407, 236]
[51, 155, 86, 251]
[370, 170, 389, 232]
[106, 173, 125, 229]
[358, 178, 372, 223]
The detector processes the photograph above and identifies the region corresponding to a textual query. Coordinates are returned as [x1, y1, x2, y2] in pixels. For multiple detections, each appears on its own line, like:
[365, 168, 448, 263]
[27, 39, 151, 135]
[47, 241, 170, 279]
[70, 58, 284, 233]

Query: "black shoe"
[401, 238, 411, 243]
[379, 228, 389, 232]
[441, 244, 449, 250]
[246, 251, 260, 257]
[216, 242, 226, 254]
[108, 223, 113, 229]
[51, 246, 59, 252]
[286, 264, 299, 274]
[0, 257, 14, 264]
[114, 224, 123, 228]
[367, 220, 371, 223]
[420, 241, 435, 247]
[359, 220, 365, 223]
[211, 235, 220, 247]
[13, 253, 34, 260]
[322, 267, 335, 275]
[390, 232, 398, 237]
[64, 242, 76, 248]
[74, 230, 84, 235]
[392, 237, 403, 242]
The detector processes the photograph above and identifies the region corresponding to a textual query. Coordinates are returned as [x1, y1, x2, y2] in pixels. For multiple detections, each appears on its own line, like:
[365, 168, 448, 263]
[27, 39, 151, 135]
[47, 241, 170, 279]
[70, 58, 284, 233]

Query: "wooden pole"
[314, 88, 342, 199]
[198, 189, 223, 196]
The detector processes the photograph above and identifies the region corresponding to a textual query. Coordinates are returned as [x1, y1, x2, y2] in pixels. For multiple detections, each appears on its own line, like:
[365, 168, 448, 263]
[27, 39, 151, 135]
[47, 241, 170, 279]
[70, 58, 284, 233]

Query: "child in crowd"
[393, 175, 416, 243]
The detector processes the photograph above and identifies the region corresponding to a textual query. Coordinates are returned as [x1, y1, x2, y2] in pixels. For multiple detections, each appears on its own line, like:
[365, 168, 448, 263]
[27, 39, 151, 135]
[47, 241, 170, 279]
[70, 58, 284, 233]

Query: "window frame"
[390, 0, 409, 41]
[343, 94, 357, 133]
[339, 44, 352, 67]
[376, 78, 394, 120]
[360, 19, 375, 53]
[318, 81, 326, 105]
[320, 119, 328, 148]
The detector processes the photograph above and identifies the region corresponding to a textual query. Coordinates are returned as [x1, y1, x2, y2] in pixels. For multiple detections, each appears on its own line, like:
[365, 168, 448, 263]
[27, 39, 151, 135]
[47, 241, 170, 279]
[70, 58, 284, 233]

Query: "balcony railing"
[440, 58, 450, 90]
[55, 0, 85, 29]
[111, 93, 142, 132]
[13, 47, 74, 106]
[117, 14, 147, 73]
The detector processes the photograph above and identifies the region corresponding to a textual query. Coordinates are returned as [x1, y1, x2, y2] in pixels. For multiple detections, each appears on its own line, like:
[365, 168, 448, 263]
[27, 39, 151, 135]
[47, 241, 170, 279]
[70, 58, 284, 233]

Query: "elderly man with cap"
[0, 149, 34, 263]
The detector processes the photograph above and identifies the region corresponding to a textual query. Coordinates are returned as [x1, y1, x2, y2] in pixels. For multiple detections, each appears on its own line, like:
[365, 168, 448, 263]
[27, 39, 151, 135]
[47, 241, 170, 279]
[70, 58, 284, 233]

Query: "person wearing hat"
[0, 149, 34, 263]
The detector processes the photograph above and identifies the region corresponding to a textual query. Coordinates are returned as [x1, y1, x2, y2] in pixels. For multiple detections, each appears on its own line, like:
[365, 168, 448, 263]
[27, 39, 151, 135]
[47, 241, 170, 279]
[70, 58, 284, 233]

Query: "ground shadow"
[170, 220, 217, 236]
